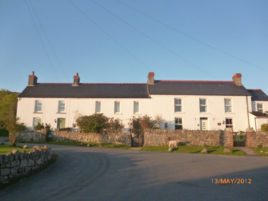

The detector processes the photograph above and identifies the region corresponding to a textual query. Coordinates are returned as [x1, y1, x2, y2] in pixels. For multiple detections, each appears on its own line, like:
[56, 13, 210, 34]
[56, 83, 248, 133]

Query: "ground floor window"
[175, 118, 183, 130]
[225, 118, 233, 129]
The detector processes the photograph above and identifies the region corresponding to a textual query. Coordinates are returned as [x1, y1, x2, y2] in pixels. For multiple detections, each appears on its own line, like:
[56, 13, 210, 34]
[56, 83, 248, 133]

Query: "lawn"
[0, 145, 32, 155]
[253, 147, 268, 156]
[142, 145, 246, 156]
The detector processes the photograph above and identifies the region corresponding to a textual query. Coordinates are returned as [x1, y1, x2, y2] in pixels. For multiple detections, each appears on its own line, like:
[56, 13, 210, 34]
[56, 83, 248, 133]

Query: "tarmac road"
[0, 145, 268, 201]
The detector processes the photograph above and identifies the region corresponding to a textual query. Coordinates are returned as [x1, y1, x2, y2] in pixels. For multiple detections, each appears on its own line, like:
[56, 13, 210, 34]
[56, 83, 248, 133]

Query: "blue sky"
[0, 0, 267, 93]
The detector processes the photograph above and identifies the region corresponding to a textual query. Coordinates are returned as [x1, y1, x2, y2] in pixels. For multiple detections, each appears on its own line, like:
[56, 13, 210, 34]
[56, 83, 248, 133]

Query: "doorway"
[200, 118, 208, 130]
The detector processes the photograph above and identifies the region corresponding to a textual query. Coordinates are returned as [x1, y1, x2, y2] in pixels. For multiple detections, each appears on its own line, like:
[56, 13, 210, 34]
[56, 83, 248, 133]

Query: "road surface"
[1, 145, 268, 201]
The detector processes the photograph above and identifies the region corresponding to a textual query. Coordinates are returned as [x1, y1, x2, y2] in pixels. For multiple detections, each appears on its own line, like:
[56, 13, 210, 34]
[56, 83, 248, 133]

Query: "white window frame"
[34, 100, 42, 113]
[225, 118, 233, 129]
[257, 103, 263, 113]
[174, 98, 182, 112]
[199, 98, 207, 113]
[175, 117, 183, 130]
[58, 100, 65, 113]
[114, 101, 120, 114]
[133, 101, 139, 114]
[224, 98, 232, 113]
[95, 101, 101, 113]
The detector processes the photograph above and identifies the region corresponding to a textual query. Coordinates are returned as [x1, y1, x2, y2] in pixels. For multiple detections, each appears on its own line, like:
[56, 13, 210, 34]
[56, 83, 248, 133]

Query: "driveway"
[0, 145, 268, 201]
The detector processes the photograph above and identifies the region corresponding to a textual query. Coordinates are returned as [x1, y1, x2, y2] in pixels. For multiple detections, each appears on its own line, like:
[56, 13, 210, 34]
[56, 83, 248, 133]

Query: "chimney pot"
[147, 72, 155, 85]
[232, 73, 242, 86]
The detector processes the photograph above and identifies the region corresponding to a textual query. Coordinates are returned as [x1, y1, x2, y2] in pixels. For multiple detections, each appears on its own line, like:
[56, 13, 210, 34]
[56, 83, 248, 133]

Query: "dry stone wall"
[0, 146, 52, 185]
[17, 130, 47, 143]
[54, 131, 132, 146]
[246, 130, 268, 148]
[143, 130, 225, 146]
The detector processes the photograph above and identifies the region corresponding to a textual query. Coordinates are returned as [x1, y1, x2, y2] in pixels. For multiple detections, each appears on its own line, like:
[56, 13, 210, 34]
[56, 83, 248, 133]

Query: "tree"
[0, 89, 25, 146]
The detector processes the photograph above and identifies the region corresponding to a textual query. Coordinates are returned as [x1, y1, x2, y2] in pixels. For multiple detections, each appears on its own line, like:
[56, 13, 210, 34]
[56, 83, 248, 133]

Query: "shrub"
[108, 118, 124, 132]
[0, 128, 8, 137]
[261, 124, 268, 132]
[34, 122, 45, 130]
[76, 113, 109, 133]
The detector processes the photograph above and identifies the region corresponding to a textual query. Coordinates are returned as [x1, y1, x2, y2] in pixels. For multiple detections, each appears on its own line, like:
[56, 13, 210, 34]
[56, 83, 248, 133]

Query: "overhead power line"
[89, 0, 213, 77]
[116, 0, 265, 71]
[68, 0, 149, 68]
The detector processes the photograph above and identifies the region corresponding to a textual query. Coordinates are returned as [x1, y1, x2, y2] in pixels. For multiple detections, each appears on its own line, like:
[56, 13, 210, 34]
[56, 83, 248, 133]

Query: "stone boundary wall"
[246, 129, 268, 148]
[0, 146, 52, 185]
[17, 130, 47, 143]
[54, 131, 132, 146]
[144, 130, 227, 147]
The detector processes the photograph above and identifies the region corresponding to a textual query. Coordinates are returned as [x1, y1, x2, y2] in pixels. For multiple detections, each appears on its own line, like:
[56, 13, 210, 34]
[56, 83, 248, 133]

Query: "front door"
[57, 118, 66, 129]
[200, 118, 208, 130]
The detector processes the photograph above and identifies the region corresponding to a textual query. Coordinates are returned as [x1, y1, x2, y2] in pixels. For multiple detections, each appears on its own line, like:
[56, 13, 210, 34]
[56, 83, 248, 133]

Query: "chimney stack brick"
[28, 71, 38, 86]
[73, 72, 80, 87]
[232, 73, 242, 86]
[147, 72, 155, 85]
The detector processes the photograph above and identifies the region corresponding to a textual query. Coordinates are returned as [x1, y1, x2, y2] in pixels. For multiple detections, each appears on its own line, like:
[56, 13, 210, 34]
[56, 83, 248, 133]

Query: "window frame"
[257, 103, 263, 113]
[32, 117, 41, 128]
[95, 101, 101, 113]
[34, 100, 42, 113]
[199, 98, 207, 113]
[114, 101, 120, 114]
[58, 100, 65, 113]
[175, 117, 183, 130]
[224, 98, 232, 113]
[133, 101, 139, 114]
[174, 98, 182, 112]
[225, 118, 233, 129]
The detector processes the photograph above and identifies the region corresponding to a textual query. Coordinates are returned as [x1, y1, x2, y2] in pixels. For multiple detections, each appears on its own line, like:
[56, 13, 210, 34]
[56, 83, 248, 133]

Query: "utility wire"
[89, 0, 212, 76]
[116, 0, 265, 71]
[24, 0, 56, 73]
[68, 0, 149, 69]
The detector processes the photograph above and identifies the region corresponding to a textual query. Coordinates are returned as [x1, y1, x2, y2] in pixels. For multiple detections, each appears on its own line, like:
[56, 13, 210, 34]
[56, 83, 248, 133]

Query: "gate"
[233, 133, 246, 147]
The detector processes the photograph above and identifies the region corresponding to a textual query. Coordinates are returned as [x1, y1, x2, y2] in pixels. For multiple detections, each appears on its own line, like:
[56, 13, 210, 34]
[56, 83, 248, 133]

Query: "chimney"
[28, 71, 38, 86]
[72, 72, 80, 87]
[232, 73, 242, 86]
[147, 72, 155, 85]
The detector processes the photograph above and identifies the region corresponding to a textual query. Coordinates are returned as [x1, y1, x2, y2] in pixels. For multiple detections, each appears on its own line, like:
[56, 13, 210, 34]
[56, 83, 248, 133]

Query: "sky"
[0, 0, 267, 93]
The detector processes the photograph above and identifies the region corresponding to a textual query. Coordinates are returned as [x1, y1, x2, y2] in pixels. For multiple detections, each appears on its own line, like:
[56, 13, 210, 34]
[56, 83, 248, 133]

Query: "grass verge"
[142, 145, 246, 156]
[0, 145, 32, 155]
[253, 147, 268, 156]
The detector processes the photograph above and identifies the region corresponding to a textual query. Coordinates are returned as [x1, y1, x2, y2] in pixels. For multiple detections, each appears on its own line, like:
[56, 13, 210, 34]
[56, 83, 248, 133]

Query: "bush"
[261, 124, 268, 132]
[34, 122, 45, 130]
[76, 113, 109, 133]
[108, 118, 124, 132]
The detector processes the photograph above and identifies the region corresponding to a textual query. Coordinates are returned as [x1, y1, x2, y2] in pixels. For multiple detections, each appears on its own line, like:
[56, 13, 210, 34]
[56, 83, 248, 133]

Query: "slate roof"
[247, 89, 268, 101]
[19, 83, 150, 98]
[250, 112, 268, 118]
[19, 80, 252, 98]
[148, 80, 250, 96]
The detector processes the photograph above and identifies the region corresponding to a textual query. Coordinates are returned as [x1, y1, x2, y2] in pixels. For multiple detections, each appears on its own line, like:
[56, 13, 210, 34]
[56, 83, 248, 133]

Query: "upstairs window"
[58, 100, 65, 113]
[224, 99, 232, 113]
[174, 98, 182, 112]
[175, 117, 183, 130]
[114, 101, 120, 113]
[95, 101, 101, 113]
[199, 98, 207, 113]
[133, 101, 139, 114]
[34, 100, 42, 113]
[257, 103, 263, 113]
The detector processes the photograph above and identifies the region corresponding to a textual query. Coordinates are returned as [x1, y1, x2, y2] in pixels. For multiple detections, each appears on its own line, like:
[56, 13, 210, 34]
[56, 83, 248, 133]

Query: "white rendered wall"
[17, 95, 251, 132]
[252, 101, 268, 113]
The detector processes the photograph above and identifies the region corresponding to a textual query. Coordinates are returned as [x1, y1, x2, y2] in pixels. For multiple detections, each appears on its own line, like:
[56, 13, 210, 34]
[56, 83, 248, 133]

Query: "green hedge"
[261, 124, 268, 132]
[0, 128, 8, 137]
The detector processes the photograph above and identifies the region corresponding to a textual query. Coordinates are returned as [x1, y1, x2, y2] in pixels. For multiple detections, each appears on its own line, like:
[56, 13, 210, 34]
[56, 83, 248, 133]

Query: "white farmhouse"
[17, 72, 268, 132]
